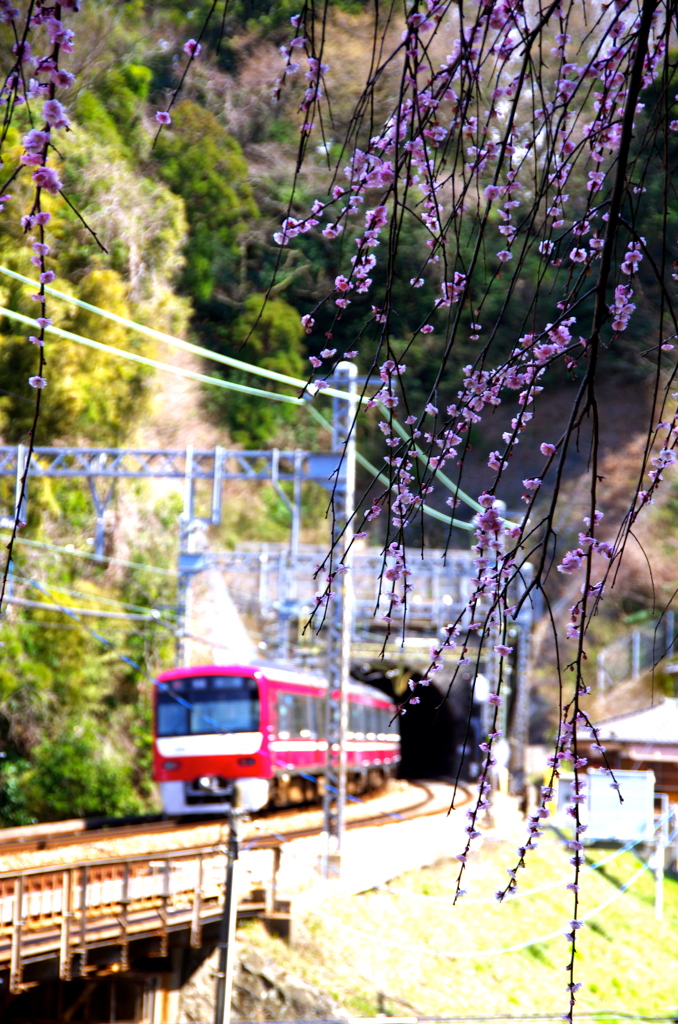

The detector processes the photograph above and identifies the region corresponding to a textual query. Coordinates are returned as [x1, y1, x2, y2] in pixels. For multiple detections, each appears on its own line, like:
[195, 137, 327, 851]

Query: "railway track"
[250, 780, 469, 847]
[0, 814, 171, 858]
[0, 780, 467, 861]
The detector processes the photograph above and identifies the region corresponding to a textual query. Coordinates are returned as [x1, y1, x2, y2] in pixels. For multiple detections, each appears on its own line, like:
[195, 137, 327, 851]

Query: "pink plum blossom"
[42, 98, 69, 128]
[32, 166, 61, 194]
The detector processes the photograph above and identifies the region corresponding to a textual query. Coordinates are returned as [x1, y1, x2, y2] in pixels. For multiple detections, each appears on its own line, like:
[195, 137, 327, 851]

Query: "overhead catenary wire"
[19, 576, 149, 673]
[305, 405, 469, 531]
[0, 534, 179, 575]
[0, 536, 333, 642]
[0, 306, 308, 407]
[0, 305, 464, 529]
[1, 619, 156, 631]
[15, 575, 237, 731]
[0, 310, 464, 531]
[0, 535, 344, 631]
[9, 568, 174, 616]
[1, 595, 173, 623]
[0, 267, 497, 520]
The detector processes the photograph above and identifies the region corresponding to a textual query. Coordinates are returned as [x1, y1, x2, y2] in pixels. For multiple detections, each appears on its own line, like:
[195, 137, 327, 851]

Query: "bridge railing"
[0, 844, 272, 993]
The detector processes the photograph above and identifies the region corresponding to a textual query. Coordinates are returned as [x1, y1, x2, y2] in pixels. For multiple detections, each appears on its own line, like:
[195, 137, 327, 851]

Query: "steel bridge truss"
[0, 444, 342, 554]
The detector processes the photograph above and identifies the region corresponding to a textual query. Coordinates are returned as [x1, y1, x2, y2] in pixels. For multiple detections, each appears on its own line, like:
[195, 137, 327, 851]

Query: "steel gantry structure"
[0, 380, 359, 858]
[0, 418, 534, 859]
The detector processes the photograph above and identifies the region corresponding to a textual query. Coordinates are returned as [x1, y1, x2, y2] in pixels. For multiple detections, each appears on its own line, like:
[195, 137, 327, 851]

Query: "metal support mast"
[213, 810, 240, 1024]
[509, 609, 532, 795]
[322, 362, 357, 875]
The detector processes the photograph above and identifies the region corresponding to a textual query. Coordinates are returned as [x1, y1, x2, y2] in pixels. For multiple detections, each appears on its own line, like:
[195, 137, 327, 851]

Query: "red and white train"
[153, 663, 401, 815]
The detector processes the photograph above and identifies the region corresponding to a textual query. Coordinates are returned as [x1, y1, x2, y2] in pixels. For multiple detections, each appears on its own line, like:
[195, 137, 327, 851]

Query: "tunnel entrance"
[352, 661, 481, 781]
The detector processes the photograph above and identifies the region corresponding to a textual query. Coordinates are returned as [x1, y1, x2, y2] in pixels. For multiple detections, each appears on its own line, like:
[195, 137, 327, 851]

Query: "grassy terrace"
[239, 827, 678, 1020]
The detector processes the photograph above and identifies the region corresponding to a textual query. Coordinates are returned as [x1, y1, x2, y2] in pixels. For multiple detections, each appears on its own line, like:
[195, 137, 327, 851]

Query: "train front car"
[153, 665, 271, 815]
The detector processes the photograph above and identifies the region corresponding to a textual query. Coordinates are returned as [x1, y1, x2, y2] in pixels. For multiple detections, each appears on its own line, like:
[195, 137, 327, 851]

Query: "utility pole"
[322, 362, 357, 876]
[213, 810, 241, 1024]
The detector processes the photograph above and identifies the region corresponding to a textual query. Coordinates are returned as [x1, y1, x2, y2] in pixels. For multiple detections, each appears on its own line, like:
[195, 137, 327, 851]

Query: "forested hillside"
[0, 0, 677, 825]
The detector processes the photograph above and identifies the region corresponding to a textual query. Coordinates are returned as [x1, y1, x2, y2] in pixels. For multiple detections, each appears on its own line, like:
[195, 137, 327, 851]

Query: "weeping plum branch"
[272, 0, 678, 1014]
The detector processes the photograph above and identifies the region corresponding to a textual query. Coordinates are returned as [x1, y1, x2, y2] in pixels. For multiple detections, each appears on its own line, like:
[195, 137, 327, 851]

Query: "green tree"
[206, 292, 306, 444]
[0, 268, 153, 443]
[19, 719, 145, 821]
[154, 100, 259, 304]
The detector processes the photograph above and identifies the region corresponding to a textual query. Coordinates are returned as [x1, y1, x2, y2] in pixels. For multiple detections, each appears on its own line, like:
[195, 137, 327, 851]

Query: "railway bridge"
[0, 783, 464, 1024]
[0, 821, 285, 1024]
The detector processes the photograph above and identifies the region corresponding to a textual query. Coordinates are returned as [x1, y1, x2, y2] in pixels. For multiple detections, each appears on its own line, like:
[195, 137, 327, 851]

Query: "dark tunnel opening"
[352, 662, 482, 782]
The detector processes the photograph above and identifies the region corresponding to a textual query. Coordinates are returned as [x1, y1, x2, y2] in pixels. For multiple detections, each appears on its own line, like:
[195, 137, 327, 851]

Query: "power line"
[2, 595, 172, 623]
[10, 570, 173, 615]
[305, 405, 468, 530]
[0, 619, 149, 631]
[0, 265, 492, 521]
[14, 575, 237, 731]
[0, 306, 308, 407]
[0, 265, 347, 401]
[0, 534, 178, 575]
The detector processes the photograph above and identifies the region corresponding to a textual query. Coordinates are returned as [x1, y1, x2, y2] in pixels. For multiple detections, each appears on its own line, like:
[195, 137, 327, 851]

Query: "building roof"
[586, 697, 678, 744]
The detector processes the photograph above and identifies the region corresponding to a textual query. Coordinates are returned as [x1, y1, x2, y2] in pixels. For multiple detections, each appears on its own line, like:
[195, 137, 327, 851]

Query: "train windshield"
[156, 675, 260, 736]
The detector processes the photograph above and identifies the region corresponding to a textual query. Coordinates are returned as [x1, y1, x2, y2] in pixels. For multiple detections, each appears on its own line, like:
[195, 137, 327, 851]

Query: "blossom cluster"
[1, 2, 82, 397]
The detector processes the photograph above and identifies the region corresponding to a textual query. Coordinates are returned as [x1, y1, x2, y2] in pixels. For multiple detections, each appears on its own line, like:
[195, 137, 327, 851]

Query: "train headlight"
[163, 760, 180, 771]
[197, 775, 214, 789]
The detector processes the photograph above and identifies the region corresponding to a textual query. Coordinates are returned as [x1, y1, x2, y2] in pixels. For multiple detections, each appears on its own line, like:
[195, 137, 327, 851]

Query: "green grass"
[238, 833, 678, 1020]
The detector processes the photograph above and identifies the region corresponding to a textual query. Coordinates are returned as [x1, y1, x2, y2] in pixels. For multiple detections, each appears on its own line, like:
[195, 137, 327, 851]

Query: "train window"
[277, 692, 316, 738]
[349, 702, 366, 740]
[277, 693, 291, 737]
[277, 693, 301, 738]
[293, 695, 308, 737]
[157, 701, 188, 737]
[292, 696, 304, 737]
[189, 696, 258, 734]
[302, 696, 317, 740]
[157, 676, 260, 736]
[365, 706, 378, 740]
[314, 696, 327, 738]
